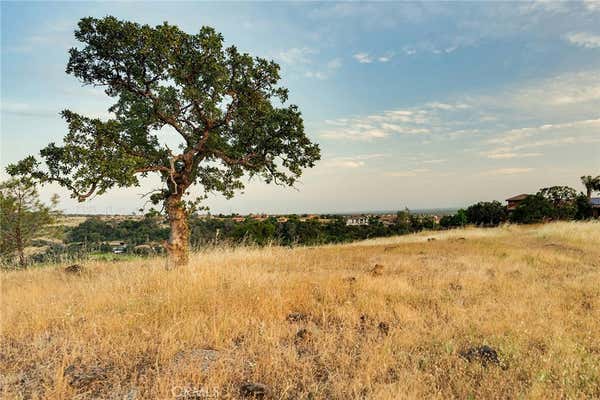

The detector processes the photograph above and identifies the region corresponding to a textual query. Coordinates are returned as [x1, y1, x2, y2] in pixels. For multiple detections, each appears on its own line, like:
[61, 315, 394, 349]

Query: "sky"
[1, 1, 600, 215]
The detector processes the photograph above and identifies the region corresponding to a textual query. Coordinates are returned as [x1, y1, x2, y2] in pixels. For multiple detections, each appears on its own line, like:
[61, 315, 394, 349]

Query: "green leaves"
[8, 16, 320, 210]
[580, 175, 600, 197]
[0, 178, 61, 266]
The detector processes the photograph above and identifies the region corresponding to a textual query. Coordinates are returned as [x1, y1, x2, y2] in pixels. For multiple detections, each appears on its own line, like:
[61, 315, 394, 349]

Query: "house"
[591, 197, 600, 218]
[378, 214, 397, 227]
[346, 216, 369, 226]
[506, 194, 530, 211]
[250, 214, 269, 221]
[299, 214, 319, 222]
[107, 241, 127, 254]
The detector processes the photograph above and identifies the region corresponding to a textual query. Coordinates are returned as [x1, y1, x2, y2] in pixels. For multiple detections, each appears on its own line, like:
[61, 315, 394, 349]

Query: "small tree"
[510, 194, 554, 224]
[8, 17, 320, 266]
[440, 209, 467, 228]
[394, 208, 411, 233]
[537, 186, 578, 220]
[0, 178, 60, 267]
[574, 193, 593, 220]
[465, 201, 507, 226]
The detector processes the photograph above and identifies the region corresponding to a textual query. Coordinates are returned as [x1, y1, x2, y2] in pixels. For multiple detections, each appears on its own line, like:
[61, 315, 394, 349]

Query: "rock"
[459, 345, 501, 367]
[64, 264, 83, 274]
[286, 312, 308, 323]
[123, 388, 138, 400]
[378, 322, 390, 336]
[240, 382, 269, 398]
[294, 328, 312, 343]
[63, 364, 107, 388]
[370, 264, 384, 276]
[233, 335, 246, 347]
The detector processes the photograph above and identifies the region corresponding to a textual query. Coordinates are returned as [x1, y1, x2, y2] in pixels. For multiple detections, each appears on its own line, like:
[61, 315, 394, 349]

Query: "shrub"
[510, 194, 554, 224]
[466, 201, 507, 226]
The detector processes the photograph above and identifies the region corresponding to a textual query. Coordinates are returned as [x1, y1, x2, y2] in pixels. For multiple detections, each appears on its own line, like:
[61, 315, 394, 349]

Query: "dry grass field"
[1, 222, 599, 399]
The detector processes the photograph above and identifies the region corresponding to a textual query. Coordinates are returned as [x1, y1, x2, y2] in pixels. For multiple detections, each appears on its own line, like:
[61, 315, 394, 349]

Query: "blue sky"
[2, 1, 600, 214]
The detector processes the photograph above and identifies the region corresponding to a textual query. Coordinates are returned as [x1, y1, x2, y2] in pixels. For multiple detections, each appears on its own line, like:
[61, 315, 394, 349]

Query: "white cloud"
[485, 152, 543, 159]
[327, 58, 342, 69]
[353, 52, 373, 63]
[564, 32, 600, 48]
[422, 159, 447, 164]
[323, 153, 387, 168]
[379, 123, 429, 134]
[1, 102, 36, 114]
[0, 101, 113, 120]
[426, 102, 470, 110]
[304, 71, 327, 80]
[483, 168, 534, 176]
[506, 70, 600, 107]
[377, 52, 394, 62]
[480, 119, 600, 164]
[320, 108, 434, 141]
[304, 57, 343, 80]
[488, 118, 600, 145]
[353, 51, 394, 63]
[277, 47, 316, 64]
[386, 168, 430, 177]
[321, 128, 390, 141]
[513, 135, 600, 150]
[524, 0, 572, 14]
[584, 1, 600, 11]
[330, 159, 365, 168]
[320, 97, 478, 142]
[399, 37, 476, 56]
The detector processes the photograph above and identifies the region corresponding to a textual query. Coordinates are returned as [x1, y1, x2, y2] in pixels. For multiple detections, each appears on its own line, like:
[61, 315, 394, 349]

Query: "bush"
[67, 216, 169, 245]
[466, 201, 507, 226]
[510, 194, 554, 224]
[440, 209, 467, 228]
[574, 194, 593, 220]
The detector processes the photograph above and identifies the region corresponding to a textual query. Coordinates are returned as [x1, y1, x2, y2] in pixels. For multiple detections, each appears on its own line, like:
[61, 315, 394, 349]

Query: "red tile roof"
[506, 194, 530, 201]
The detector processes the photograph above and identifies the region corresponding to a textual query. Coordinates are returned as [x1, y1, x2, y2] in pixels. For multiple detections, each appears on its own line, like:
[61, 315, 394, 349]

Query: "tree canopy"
[510, 194, 554, 224]
[465, 201, 507, 226]
[0, 178, 60, 266]
[8, 16, 320, 265]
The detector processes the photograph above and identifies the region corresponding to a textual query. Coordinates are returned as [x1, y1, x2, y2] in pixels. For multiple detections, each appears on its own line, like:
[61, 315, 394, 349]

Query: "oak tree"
[8, 17, 320, 266]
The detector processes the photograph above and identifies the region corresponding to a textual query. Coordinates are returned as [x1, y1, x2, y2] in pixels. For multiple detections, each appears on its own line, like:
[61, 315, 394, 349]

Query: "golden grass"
[1, 221, 599, 399]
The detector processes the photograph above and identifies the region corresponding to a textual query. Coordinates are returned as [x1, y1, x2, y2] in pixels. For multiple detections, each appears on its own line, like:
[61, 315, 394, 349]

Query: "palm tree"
[581, 175, 600, 199]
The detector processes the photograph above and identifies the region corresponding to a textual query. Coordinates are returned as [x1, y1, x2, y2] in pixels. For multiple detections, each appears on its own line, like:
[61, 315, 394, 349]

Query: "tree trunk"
[164, 195, 189, 267]
[17, 243, 26, 268]
[15, 227, 26, 268]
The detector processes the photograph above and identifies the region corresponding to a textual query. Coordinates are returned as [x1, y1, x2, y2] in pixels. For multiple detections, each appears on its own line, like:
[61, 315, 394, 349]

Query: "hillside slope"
[1, 222, 599, 399]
